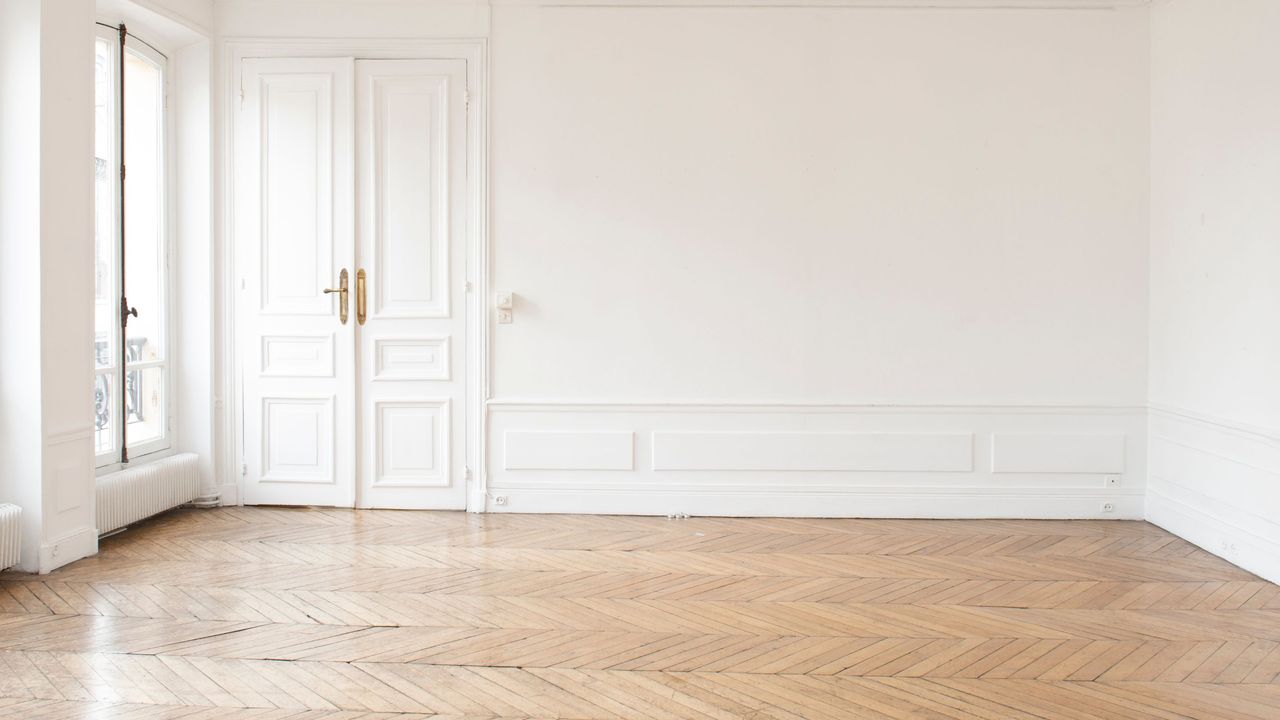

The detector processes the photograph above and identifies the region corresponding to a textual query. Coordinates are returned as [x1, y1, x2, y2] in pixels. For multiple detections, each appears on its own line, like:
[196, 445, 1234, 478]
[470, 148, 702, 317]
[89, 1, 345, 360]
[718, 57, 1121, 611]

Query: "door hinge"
[241, 463, 248, 476]
[465, 467, 472, 481]
[465, 280, 473, 292]
[464, 88, 469, 109]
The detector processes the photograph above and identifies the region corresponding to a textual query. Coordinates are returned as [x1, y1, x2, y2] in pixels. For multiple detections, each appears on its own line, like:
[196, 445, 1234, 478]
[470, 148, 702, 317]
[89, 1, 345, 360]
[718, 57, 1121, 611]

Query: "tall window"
[94, 25, 169, 467]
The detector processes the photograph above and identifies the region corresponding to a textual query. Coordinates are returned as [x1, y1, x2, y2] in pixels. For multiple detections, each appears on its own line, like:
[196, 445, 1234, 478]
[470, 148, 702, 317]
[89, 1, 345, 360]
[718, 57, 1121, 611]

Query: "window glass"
[124, 49, 165, 366]
[94, 37, 117, 455]
[94, 32, 168, 465]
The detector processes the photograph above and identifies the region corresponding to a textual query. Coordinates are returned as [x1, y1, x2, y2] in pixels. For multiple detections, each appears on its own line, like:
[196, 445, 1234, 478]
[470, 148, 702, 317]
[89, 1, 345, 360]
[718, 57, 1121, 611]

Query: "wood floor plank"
[0, 506, 1274, 719]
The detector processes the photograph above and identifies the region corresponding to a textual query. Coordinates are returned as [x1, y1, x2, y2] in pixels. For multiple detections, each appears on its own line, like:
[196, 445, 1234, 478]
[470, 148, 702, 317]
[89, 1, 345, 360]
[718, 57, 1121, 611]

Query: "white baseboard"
[37, 526, 98, 574]
[1146, 407, 1280, 584]
[487, 402, 1147, 519]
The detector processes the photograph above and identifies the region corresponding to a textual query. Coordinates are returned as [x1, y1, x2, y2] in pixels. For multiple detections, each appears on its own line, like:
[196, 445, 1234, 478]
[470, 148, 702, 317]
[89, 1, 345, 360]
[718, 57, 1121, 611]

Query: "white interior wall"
[6, 0, 1274, 571]
[0, 0, 48, 572]
[174, 39, 216, 498]
[486, 3, 1151, 516]
[38, 0, 99, 572]
[491, 5, 1150, 406]
[0, 0, 99, 573]
[1147, 0, 1280, 582]
[207, 0, 1153, 518]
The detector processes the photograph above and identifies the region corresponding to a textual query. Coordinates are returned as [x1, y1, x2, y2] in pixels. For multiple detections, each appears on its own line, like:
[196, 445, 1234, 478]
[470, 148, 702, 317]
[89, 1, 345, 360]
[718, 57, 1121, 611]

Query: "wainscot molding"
[1146, 406, 1280, 584]
[487, 401, 1146, 519]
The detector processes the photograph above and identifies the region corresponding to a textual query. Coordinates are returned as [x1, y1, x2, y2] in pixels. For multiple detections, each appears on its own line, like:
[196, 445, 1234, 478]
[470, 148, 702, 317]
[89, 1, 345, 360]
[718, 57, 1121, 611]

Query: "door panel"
[238, 56, 468, 510]
[357, 59, 468, 509]
[239, 58, 355, 507]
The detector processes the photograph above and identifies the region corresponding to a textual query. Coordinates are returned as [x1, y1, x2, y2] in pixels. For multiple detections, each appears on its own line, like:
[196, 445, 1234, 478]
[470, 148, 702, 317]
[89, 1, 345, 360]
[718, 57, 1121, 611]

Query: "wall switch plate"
[497, 308, 513, 324]
[495, 290, 514, 310]
[1105, 476, 1120, 488]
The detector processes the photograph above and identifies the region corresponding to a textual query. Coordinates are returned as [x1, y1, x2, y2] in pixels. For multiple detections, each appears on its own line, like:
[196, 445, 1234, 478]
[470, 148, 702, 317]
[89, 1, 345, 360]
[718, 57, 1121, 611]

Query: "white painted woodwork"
[653, 432, 974, 472]
[1147, 408, 1280, 584]
[990, 434, 1126, 474]
[357, 59, 469, 509]
[505, 431, 635, 471]
[488, 404, 1147, 518]
[1146, 0, 1280, 583]
[238, 57, 355, 507]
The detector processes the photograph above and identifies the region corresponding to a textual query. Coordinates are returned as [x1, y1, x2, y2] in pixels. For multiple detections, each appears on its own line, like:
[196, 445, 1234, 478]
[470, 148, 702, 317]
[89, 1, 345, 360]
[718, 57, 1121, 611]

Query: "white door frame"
[219, 38, 489, 511]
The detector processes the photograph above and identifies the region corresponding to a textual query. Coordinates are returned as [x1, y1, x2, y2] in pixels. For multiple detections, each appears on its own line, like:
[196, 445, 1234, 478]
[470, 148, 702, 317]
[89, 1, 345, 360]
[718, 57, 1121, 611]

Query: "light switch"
[495, 290, 514, 310]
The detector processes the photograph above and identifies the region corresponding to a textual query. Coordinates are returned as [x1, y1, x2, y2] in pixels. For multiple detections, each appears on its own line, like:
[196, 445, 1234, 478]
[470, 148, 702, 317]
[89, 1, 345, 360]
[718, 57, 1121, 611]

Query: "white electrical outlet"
[1105, 476, 1120, 488]
[493, 495, 508, 506]
[1101, 502, 1115, 513]
[494, 290, 514, 309]
[497, 308, 513, 324]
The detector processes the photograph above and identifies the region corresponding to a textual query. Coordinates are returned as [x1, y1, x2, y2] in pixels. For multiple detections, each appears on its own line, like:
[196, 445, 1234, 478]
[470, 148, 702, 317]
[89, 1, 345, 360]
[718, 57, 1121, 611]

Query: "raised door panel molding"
[991, 433, 1126, 474]
[371, 73, 450, 319]
[652, 432, 974, 472]
[261, 334, 335, 378]
[505, 431, 635, 471]
[259, 73, 336, 316]
[373, 337, 450, 381]
[261, 396, 334, 484]
[375, 399, 451, 487]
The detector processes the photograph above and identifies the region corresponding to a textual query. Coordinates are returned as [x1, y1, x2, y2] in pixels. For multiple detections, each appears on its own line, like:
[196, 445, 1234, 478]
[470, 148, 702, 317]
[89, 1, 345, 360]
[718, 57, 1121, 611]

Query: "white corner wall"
[487, 3, 1151, 517]
[0, 0, 47, 572]
[1147, 0, 1280, 583]
[0, 0, 99, 573]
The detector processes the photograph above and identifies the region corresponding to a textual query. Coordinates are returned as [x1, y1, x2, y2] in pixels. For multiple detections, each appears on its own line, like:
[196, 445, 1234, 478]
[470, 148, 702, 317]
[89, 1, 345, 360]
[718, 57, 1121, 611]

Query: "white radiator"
[97, 453, 200, 535]
[0, 504, 20, 570]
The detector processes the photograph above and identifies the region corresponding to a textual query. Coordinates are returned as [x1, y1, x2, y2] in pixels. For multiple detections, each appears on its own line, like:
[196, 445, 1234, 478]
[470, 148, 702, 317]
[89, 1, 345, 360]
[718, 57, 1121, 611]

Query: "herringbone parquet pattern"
[1, 508, 1278, 719]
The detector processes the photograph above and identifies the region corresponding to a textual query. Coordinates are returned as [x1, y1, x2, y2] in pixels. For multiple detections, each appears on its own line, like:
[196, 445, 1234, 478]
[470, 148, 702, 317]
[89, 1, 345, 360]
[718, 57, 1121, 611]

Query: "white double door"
[237, 57, 468, 509]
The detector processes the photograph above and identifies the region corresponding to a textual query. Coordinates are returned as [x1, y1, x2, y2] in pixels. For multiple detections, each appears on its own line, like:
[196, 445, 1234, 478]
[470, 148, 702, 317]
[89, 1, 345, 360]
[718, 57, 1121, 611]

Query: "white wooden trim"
[491, 0, 1149, 8]
[487, 403, 1147, 518]
[220, 37, 489, 511]
[488, 400, 1149, 414]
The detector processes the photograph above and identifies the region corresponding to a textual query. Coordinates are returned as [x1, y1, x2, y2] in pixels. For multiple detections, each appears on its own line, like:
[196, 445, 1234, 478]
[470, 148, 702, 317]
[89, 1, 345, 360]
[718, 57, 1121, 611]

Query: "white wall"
[486, 4, 1151, 516]
[209, 1, 1151, 518]
[491, 5, 1149, 406]
[174, 38, 216, 498]
[1147, 0, 1280, 582]
[0, 0, 48, 571]
[214, 0, 487, 38]
[0, 0, 99, 572]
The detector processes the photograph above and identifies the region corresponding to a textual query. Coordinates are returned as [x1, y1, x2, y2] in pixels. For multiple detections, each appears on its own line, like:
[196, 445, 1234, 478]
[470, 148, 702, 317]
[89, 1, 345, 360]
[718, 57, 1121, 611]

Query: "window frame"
[94, 24, 175, 472]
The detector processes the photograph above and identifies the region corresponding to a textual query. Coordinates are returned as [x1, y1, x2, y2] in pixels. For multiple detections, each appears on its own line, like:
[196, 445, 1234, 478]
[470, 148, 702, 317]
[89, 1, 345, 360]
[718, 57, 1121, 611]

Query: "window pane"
[94, 372, 114, 454]
[123, 49, 164, 365]
[94, 38, 116, 372]
[126, 367, 165, 447]
[95, 37, 118, 463]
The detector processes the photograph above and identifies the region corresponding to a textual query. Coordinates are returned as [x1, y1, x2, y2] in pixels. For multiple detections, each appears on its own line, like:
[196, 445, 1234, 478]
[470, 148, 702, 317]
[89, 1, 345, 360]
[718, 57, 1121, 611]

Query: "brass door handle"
[356, 269, 367, 325]
[325, 268, 349, 324]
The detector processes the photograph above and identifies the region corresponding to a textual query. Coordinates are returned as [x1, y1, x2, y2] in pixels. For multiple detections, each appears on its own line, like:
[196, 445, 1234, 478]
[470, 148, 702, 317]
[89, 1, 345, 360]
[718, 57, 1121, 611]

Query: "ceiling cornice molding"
[217, 0, 1150, 7]
[490, 0, 1150, 8]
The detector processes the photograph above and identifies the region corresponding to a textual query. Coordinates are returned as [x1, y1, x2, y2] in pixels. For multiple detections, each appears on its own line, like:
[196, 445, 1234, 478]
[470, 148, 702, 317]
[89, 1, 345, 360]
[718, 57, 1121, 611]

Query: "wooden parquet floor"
[1, 508, 1279, 719]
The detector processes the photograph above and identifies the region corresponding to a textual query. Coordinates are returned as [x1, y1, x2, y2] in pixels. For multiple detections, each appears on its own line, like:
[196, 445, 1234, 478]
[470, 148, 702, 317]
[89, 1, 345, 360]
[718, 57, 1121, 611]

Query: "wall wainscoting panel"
[1146, 407, 1280, 584]
[653, 432, 973, 472]
[991, 433, 1127, 474]
[505, 431, 635, 471]
[487, 403, 1146, 519]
